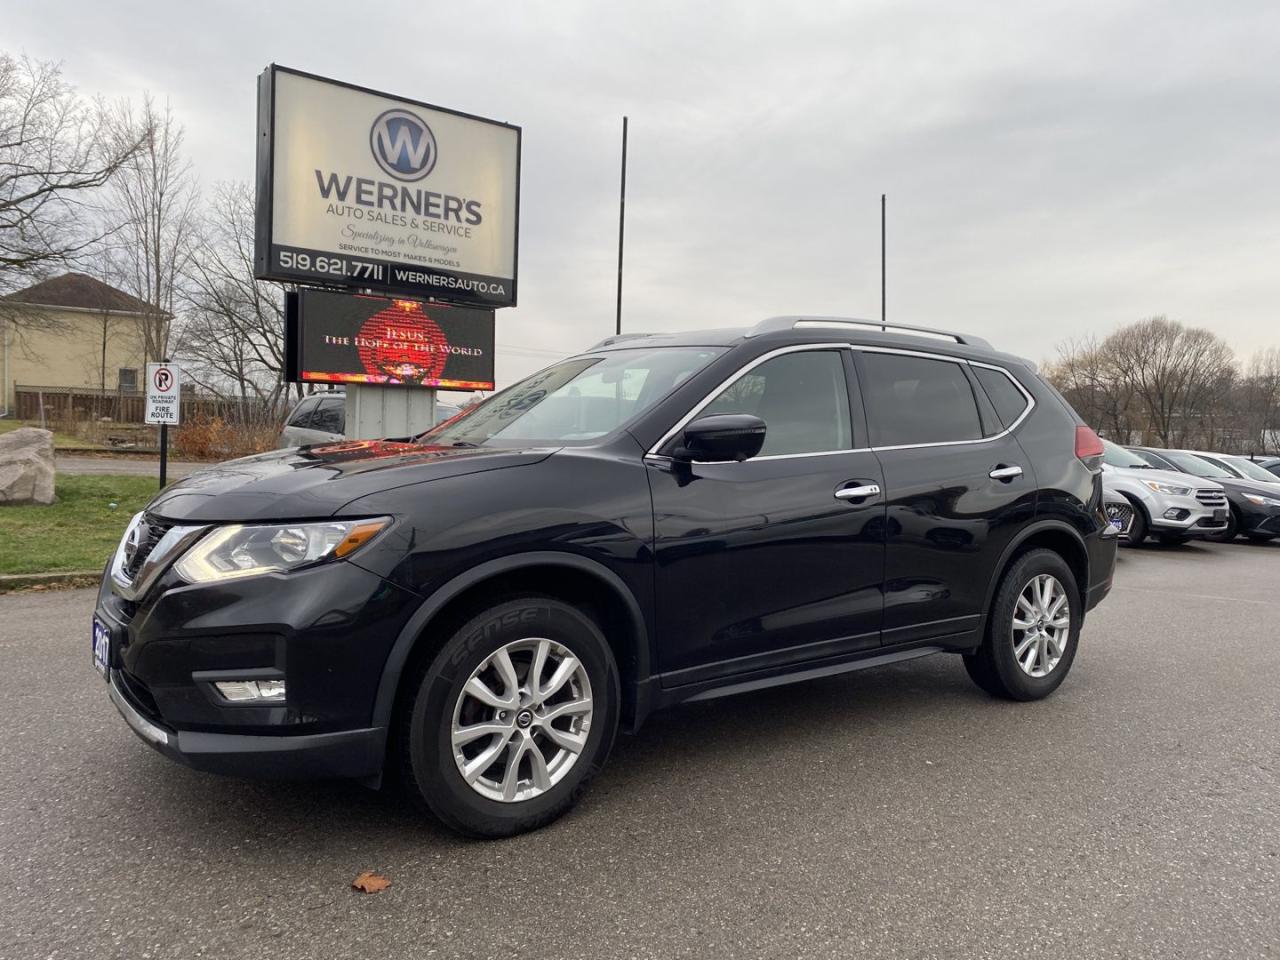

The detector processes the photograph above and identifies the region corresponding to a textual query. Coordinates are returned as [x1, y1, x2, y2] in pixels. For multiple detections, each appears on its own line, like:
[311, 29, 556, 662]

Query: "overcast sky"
[9, 0, 1280, 387]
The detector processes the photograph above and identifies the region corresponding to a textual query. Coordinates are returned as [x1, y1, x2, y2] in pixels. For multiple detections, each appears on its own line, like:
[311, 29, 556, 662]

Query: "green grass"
[0, 419, 101, 449]
[0, 475, 158, 575]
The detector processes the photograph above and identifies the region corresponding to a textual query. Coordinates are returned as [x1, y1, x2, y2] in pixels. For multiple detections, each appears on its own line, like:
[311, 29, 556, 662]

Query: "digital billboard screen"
[286, 289, 495, 390]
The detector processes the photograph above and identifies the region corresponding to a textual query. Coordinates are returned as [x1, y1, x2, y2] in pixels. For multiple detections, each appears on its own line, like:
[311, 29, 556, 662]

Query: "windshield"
[1101, 439, 1150, 469]
[421, 346, 724, 446]
[1220, 455, 1280, 483]
[1163, 451, 1233, 479]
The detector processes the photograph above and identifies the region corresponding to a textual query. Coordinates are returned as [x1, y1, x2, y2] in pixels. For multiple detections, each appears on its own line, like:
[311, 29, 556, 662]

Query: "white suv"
[1100, 440, 1228, 544]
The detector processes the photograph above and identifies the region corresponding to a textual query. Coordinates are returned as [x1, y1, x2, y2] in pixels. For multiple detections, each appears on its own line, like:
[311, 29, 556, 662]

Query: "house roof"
[2, 273, 155, 315]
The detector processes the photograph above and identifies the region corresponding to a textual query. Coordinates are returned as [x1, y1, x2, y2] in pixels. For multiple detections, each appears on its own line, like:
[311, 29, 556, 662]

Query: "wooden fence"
[13, 385, 279, 425]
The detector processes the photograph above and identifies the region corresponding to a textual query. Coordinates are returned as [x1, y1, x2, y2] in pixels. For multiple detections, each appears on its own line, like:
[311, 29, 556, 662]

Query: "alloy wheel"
[1011, 573, 1070, 678]
[450, 638, 594, 803]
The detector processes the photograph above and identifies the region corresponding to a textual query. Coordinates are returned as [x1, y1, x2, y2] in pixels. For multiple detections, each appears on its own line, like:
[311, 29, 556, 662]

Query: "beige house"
[0, 273, 152, 417]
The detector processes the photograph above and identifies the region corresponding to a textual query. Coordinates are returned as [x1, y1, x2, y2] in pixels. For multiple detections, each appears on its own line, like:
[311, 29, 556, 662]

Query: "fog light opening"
[214, 679, 286, 703]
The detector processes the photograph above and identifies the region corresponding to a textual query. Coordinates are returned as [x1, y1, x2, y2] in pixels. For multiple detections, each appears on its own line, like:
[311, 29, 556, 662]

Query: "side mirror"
[675, 414, 766, 463]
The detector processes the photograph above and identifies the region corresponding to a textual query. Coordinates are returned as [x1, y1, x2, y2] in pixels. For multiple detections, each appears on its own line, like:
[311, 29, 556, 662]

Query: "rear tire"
[966, 549, 1081, 701]
[398, 597, 619, 838]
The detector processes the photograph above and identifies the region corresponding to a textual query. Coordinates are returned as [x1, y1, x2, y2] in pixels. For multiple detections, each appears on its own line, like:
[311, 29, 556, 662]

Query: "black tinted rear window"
[860, 353, 983, 447]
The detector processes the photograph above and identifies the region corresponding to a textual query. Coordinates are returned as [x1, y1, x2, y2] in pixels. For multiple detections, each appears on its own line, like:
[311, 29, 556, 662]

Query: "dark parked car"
[1250, 456, 1280, 478]
[93, 317, 1117, 837]
[1128, 447, 1280, 542]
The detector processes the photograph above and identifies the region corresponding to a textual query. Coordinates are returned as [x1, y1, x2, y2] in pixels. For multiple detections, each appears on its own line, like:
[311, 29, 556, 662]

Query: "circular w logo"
[369, 109, 438, 182]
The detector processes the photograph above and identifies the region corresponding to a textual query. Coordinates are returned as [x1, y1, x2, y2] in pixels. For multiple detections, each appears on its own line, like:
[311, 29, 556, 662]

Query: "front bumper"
[1143, 491, 1228, 536]
[1237, 502, 1280, 537]
[108, 669, 386, 778]
[95, 540, 422, 781]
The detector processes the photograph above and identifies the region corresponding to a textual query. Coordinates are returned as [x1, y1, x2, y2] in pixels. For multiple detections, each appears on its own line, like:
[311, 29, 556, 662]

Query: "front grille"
[122, 517, 175, 580]
[1195, 489, 1227, 507]
[1105, 501, 1135, 536]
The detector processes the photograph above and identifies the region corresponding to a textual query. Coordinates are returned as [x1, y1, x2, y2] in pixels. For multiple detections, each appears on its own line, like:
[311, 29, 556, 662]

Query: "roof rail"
[747, 316, 992, 350]
[585, 332, 655, 351]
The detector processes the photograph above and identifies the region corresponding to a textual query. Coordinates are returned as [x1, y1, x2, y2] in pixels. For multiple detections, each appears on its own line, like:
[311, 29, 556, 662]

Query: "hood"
[147, 440, 557, 523]
[1102, 464, 1222, 491]
[1217, 476, 1280, 499]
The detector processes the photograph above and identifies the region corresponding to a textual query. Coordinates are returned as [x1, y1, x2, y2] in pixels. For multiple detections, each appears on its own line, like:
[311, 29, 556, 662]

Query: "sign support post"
[159, 423, 168, 488]
[145, 360, 181, 489]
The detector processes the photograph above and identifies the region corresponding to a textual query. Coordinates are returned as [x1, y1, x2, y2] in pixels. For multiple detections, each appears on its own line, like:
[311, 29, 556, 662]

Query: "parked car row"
[1101, 440, 1280, 545]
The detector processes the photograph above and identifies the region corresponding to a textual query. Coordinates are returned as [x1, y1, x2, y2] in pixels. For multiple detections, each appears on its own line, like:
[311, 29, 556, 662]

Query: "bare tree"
[0, 54, 145, 294]
[1043, 335, 1140, 442]
[178, 181, 289, 412]
[101, 95, 198, 364]
[1238, 347, 1280, 454]
[1103, 317, 1236, 448]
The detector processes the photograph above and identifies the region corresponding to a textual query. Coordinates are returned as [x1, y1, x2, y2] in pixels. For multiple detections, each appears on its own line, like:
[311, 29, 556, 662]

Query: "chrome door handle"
[989, 465, 1023, 481]
[835, 483, 881, 501]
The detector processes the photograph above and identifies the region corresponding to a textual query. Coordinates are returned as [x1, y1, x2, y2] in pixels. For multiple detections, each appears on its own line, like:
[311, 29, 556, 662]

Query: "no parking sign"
[144, 362, 181, 425]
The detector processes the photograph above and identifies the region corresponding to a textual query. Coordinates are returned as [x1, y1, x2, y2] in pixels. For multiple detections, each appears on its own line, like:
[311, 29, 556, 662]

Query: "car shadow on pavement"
[109, 653, 990, 851]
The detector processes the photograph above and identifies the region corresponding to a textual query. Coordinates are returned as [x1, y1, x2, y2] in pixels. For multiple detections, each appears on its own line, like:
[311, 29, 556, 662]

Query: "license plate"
[1213, 508, 1227, 521]
[1109, 518, 1124, 531]
[92, 617, 111, 681]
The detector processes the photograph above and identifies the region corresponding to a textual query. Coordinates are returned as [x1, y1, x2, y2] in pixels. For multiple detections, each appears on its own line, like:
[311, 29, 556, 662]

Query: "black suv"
[93, 317, 1117, 837]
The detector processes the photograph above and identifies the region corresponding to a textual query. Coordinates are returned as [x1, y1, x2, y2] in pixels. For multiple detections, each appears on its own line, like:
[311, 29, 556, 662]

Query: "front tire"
[398, 597, 619, 838]
[965, 549, 1081, 701]
[1124, 500, 1148, 545]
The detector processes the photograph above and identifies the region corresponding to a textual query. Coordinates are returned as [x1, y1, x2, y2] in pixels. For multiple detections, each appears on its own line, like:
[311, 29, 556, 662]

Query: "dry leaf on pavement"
[352, 871, 391, 894]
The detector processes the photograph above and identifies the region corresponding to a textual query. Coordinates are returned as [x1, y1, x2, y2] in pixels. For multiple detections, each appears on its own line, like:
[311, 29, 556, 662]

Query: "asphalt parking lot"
[2, 542, 1277, 959]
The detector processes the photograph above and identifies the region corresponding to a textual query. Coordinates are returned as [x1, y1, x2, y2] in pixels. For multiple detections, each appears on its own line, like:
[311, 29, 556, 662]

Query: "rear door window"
[859, 353, 983, 447]
[311, 397, 344, 434]
[287, 397, 319, 428]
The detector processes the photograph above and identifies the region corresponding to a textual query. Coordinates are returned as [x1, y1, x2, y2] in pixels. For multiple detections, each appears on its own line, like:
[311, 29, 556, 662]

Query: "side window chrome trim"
[854, 346, 1036, 451]
[646, 342, 855, 457]
[645, 341, 1037, 461]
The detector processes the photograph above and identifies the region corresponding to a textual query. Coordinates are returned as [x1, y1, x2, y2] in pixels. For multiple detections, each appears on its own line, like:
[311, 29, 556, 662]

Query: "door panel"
[874, 438, 1035, 645]
[649, 452, 886, 683]
[648, 346, 885, 684]
[854, 349, 1036, 646]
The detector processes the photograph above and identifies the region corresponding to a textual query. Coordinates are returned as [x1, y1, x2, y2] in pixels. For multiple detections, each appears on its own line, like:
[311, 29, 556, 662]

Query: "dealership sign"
[285, 289, 495, 390]
[256, 65, 520, 308]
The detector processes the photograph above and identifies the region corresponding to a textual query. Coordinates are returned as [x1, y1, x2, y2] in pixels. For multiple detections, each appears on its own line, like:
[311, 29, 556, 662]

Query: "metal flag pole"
[615, 116, 628, 336]
[881, 194, 886, 331]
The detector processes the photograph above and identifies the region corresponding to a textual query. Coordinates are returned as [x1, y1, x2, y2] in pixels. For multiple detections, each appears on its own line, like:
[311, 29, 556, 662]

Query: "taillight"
[1075, 425, 1104, 468]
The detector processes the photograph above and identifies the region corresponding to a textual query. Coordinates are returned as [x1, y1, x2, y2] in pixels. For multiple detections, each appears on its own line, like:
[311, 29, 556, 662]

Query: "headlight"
[1242, 493, 1280, 508]
[174, 518, 390, 584]
[1142, 480, 1192, 496]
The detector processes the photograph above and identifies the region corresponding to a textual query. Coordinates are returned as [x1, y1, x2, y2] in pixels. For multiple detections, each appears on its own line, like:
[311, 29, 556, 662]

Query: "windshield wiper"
[450, 440, 481, 448]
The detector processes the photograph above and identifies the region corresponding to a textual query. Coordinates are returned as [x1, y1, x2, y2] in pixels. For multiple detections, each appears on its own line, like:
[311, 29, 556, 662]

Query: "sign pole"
[159, 422, 168, 489]
[615, 116, 628, 337]
[880, 194, 886, 332]
[159, 356, 169, 489]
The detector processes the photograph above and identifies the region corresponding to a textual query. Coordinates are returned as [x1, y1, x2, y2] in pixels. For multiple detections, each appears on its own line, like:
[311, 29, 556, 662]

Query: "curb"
[0, 570, 101, 594]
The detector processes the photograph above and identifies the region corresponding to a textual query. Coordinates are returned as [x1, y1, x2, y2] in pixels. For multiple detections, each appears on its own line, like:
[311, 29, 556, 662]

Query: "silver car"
[279, 391, 463, 447]
[1100, 440, 1228, 544]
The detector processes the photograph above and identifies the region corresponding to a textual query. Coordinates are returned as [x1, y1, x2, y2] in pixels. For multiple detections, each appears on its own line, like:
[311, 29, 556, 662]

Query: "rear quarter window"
[973, 366, 1031, 429]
